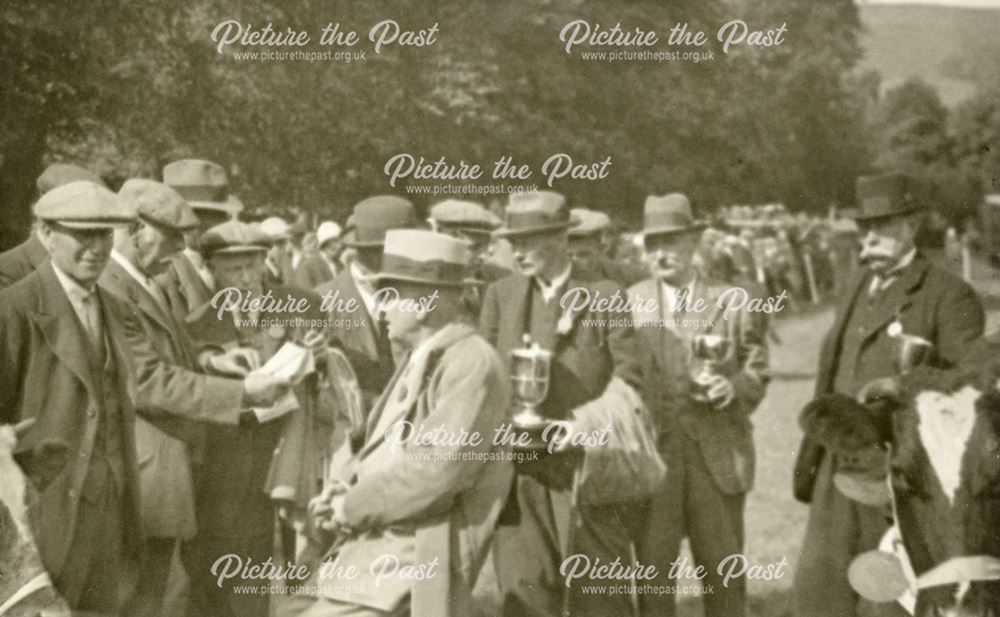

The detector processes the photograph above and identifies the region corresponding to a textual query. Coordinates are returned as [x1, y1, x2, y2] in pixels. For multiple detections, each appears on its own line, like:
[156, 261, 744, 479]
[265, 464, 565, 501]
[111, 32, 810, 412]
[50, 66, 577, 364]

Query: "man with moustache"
[158, 159, 243, 322]
[101, 179, 289, 617]
[628, 194, 770, 617]
[792, 173, 984, 617]
[316, 196, 417, 446]
[480, 191, 644, 617]
[288, 229, 513, 617]
[0, 163, 107, 290]
[0, 181, 142, 614]
[182, 220, 328, 617]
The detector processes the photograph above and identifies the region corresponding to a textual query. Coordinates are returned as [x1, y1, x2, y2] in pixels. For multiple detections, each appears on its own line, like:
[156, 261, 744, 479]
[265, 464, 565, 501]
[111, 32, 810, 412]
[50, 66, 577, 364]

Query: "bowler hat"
[494, 191, 575, 238]
[200, 220, 270, 256]
[34, 181, 136, 229]
[163, 159, 243, 215]
[119, 179, 199, 231]
[37, 163, 107, 195]
[342, 196, 417, 247]
[641, 193, 706, 237]
[854, 173, 920, 221]
[373, 229, 476, 288]
[568, 208, 611, 238]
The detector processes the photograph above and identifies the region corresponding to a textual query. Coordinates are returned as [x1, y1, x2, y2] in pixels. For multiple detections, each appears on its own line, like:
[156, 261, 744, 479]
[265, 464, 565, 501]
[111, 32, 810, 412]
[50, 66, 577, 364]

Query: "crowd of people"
[0, 159, 994, 617]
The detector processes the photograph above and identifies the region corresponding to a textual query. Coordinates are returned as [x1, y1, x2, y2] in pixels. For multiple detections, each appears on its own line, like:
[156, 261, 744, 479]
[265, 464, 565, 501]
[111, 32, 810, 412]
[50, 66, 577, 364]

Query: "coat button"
[68, 489, 77, 499]
[88, 408, 97, 418]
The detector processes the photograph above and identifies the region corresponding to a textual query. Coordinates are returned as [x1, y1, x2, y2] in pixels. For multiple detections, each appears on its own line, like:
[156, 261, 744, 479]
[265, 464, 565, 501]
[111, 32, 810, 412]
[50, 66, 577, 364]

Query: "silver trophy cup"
[689, 333, 734, 402]
[510, 337, 553, 430]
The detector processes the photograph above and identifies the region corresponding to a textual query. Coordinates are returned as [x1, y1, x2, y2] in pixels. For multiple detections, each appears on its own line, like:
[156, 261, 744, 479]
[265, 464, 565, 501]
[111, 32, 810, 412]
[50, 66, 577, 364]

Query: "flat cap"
[200, 220, 270, 256]
[37, 163, 107, 195]
[430, 199, 501, 234]
[34, 180, 136, 229]
[568, 208, 611, 238]
[343, 196, 417, 247]
[119, 179, 199, 231]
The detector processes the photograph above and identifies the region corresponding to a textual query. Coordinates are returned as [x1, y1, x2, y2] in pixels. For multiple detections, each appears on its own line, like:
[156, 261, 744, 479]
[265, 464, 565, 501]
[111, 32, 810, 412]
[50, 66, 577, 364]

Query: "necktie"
[80, 292, 104, 356]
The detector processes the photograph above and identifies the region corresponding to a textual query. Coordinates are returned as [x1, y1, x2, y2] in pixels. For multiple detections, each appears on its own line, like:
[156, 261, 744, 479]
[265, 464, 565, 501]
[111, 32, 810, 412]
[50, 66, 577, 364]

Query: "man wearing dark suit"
[158, 159, 242, 322]
[629, 194, 770, 617]
[480, 191, 644, 617]
[792, 173, 985, 617]
[0, 180, 142, 614]
[102, 179, 288, 617]
[317, 196, 416, 445]
[181, 220, 327, 617]
[0, 163, 107, 290]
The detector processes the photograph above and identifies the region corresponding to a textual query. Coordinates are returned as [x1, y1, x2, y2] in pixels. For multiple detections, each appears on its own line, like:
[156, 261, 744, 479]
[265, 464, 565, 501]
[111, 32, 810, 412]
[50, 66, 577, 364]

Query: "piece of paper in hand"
[251, 342, 316, 422]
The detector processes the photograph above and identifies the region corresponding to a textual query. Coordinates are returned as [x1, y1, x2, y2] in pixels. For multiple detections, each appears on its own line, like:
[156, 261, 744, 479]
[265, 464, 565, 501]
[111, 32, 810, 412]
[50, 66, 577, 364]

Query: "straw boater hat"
[199, 220, 270, 256]
[34, 181, 136, 229]
[118, 179, 199, 232]
[494, 191, 577, 238]
[342, 196, 416, 248]
[641, 193, 707, 237]
[429, 199, 501, 236]
[162, 159, 243, 216]
[372, 229, 477, 288]
[853, 173, 921, 222]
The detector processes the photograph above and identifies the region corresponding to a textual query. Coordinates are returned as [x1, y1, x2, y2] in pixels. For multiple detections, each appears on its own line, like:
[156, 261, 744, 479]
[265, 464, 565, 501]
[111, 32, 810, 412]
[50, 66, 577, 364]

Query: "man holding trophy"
[480, 190, 647, 617]
[628, 193, 770, 617]
[792, 173, 985, 617]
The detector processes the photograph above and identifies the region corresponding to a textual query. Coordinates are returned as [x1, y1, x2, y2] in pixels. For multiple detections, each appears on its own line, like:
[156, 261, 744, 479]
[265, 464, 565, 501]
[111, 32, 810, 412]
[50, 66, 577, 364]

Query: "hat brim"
[372, 273, 480, 288]
[57, 219, 134, 229]
[493, 220, 574, 238]
[641, 222, 708, 238]
[205, 245, 269, 256]
[189, 198, 243, 215]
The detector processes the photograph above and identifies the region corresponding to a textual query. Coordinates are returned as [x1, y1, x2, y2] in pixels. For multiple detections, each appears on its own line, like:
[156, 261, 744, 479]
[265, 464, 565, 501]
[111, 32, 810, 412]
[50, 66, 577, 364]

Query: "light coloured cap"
[568, 208, 611, 238]
[430, 199, 501, 234]
[37, 163, 107, 195]
[119, 178, 199, 231]
[373, 229, 475, 287]
[162, 159, 242, 214]
[34, 180, 136, 229]
[317, 221, 342, 247]
[200, 220, 270, 256]
[259, 216, 290, 241]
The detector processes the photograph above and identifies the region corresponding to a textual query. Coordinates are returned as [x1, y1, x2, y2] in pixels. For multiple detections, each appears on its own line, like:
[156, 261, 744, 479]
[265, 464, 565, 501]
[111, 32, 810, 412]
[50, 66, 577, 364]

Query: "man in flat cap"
[294, 220, 342, 291]
[568, 207, 646, 287]
[101, 179, 289, 617]
[316, 196, 417, 447]
[0, 180, 143, 614]
[0, 163, 107, 290]
[629, 193, 770, 617]
[793, 173, 984, 617]
[158, 159, 243, 322]
[480, 190, 645, 617]
[182, 220, 328, 617]
[290, 229, 513, 617]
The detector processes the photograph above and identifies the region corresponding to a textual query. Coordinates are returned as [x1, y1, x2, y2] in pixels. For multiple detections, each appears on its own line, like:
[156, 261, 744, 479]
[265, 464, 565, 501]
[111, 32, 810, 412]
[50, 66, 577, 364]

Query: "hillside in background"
[859, 2, 1000, 105]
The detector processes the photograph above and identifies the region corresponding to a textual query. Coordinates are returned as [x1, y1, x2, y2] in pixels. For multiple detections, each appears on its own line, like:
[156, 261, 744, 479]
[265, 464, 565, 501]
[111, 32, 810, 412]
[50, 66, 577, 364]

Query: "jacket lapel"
[860, 257, 929, 342]
[30, 264, 96, 396]
[104, 260, 173, 334]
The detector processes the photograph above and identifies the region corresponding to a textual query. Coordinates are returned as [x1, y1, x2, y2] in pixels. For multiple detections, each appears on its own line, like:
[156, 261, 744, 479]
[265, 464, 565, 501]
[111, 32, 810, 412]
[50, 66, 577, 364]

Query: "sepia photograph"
[1, 1, 999, 616]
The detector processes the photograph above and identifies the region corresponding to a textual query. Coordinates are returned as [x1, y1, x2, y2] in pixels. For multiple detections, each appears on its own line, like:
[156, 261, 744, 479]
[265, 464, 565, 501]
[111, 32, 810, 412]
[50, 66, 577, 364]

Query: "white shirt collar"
[535, 264, 572, 303]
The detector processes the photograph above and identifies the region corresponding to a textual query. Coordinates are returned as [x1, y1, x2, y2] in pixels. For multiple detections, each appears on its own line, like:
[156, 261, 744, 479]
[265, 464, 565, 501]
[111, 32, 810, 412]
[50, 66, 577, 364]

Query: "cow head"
[801, 361, 1000, 617]
[0, 424, 70, 617]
